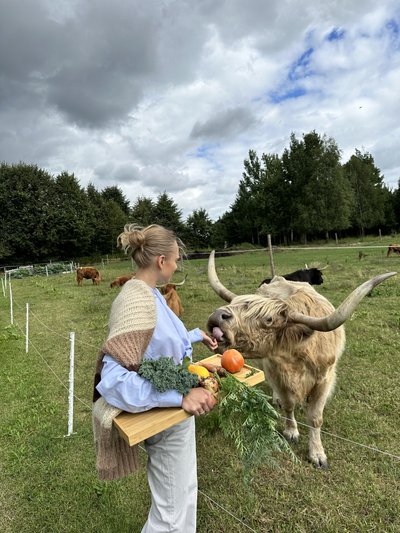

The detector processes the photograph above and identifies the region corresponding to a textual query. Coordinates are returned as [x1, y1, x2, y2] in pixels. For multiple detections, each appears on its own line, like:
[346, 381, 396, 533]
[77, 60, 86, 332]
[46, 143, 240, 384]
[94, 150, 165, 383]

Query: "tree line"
[1, 130, 400, 264]
[220, 131, 398, 246]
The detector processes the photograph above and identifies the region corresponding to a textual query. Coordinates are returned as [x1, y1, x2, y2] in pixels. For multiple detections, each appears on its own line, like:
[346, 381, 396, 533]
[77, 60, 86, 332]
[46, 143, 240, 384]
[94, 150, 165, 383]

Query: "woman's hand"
[200, 330, 218, 351]
[181, 387, 216, 416]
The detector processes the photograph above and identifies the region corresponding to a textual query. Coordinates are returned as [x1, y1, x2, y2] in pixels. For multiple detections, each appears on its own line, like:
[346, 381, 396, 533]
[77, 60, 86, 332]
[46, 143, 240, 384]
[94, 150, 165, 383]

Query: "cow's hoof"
[309, 454, 328, 469]
[283, 428, 299, 443]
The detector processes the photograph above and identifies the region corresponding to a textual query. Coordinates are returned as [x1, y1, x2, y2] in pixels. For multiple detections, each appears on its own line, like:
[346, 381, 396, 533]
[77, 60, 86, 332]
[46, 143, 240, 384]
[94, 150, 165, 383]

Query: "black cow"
[259, 267, 324, 287]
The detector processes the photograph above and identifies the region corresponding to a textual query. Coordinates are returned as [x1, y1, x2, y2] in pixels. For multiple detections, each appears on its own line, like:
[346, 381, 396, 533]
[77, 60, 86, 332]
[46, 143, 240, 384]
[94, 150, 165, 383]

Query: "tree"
[101, 186, 130, 215]
[224, 150, 266, 245]
[0, 163, 57, 261]
[130, 196, 156, 226]
[391, 180, 400, 231]
[185, 208, 213, 249]
[256, 153, 290, 243]
[152, 192, 184, 234]
[102, 199, 129, 255]
[381, 184, 396, 233]
[237, 150, 264, 244]
[343, 150, 386, 237]
[51, 172, 93, 258]
[87, 183, 128, 255]
[282, 131, 352, 242]
[210, 212, 231, 248]
[227, 135, 352, 246]
[86, 183, 111, 254]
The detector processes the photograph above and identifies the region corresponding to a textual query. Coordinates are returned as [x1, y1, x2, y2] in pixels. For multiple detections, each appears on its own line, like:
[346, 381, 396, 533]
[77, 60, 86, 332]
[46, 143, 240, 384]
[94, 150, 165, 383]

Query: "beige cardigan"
[92, 279, 156, 480]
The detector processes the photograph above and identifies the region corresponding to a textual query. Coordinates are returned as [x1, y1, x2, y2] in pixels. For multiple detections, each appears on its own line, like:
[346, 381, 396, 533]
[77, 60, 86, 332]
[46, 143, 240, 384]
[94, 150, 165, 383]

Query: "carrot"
[199, 362, 218, 373]
[216, 366, 228, 377]
[199, 362, 229, 377]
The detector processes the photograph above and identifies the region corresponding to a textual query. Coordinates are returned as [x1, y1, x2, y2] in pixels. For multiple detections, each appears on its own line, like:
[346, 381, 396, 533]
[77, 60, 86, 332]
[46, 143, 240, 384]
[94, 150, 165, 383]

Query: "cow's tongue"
[212, 326, 224, 341]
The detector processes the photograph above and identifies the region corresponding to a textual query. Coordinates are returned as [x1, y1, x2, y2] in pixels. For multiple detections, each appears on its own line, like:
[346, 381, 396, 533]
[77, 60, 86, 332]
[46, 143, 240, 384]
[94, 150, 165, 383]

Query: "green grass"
[1, 242, 400, 532]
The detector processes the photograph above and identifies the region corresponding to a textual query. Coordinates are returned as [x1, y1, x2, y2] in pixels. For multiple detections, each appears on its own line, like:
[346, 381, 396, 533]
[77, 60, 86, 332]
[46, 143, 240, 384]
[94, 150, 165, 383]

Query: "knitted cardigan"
[92, 279, 157, 481]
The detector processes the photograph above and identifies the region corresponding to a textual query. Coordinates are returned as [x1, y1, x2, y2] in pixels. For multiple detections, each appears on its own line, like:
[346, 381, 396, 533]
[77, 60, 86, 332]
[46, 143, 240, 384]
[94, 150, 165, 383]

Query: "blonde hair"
[117, 224, 184, 268]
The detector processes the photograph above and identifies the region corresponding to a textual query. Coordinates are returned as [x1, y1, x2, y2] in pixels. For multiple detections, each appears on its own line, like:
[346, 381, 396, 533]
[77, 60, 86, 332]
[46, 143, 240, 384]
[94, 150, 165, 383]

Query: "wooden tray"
[113, 354, 265, 446]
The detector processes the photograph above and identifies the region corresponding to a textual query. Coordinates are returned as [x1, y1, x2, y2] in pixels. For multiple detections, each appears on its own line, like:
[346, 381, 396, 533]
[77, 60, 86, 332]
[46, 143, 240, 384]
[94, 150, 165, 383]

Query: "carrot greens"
[215, 375, 298, 481]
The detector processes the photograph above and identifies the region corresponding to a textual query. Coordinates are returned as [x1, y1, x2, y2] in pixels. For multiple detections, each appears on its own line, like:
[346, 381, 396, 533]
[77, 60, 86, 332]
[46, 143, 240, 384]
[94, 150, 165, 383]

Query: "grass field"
[1, 240, 399, 532]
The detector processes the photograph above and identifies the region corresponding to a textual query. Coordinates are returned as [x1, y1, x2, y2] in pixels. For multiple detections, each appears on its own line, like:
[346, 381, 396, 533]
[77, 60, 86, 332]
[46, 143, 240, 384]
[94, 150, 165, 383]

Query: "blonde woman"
[93, 224, 217, 533]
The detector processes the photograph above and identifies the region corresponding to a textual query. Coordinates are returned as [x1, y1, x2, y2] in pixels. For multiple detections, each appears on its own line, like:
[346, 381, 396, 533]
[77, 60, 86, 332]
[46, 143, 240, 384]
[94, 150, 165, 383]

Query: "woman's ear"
[157, 255, 165, 269]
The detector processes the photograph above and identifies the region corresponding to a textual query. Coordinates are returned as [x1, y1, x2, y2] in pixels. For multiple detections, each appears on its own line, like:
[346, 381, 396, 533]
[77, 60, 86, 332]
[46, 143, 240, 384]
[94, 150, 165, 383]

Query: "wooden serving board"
[113, 354, 265, 446]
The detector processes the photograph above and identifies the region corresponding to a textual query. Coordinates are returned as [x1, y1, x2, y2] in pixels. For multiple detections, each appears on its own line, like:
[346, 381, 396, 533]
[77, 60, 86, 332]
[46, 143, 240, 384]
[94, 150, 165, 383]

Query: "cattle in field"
[159, 275, 187, 317]
[76, 267, 101, 286]
[387, 244, 400, 257]
[110, 273, 136, 288]
[207, 251, 395, 468]
[259, 267, 324, 287]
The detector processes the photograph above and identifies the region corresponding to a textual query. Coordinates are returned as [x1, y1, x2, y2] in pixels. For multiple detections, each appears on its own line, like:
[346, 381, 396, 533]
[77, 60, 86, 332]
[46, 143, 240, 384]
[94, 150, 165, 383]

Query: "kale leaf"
[138, 357, 199, 395]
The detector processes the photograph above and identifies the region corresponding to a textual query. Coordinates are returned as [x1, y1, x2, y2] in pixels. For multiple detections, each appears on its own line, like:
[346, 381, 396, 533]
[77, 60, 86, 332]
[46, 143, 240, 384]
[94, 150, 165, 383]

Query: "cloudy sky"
[1, 0, 399, 220]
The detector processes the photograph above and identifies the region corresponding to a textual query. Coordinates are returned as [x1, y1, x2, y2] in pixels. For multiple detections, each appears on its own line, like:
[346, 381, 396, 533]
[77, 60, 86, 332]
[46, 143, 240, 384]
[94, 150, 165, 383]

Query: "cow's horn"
[290, 272, 397, 331]
[174, 274, 188, 286]
[208, 250, 237, 302]
[157, 274, 187, 289]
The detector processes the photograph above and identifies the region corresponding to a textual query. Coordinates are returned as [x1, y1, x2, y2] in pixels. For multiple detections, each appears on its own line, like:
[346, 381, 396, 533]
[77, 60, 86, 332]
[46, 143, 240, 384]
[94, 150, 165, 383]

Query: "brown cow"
[206, 251, 395, 468]
[387, 244, 400, 257]
[159, 275, 187, 317]
[76, 267, 101, 286]
[110, 273, 136, 288]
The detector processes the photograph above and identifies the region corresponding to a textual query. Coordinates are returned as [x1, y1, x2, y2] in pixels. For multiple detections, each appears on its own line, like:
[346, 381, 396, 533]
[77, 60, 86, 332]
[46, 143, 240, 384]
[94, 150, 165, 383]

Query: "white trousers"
[141, 417, 197, 533]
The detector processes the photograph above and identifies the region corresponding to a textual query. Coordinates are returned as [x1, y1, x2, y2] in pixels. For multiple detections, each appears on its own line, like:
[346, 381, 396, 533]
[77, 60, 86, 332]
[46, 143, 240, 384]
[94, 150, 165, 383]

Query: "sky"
[1, 0, 399, 221]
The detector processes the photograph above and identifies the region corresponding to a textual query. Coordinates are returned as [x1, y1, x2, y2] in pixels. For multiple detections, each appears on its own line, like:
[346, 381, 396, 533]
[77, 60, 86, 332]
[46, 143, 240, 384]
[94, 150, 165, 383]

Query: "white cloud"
[0, 0, 399, 220]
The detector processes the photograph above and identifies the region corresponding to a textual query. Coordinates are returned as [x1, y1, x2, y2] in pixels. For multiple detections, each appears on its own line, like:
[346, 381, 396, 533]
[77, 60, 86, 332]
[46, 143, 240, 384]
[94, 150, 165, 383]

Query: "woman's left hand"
[200, 331, 218, 351]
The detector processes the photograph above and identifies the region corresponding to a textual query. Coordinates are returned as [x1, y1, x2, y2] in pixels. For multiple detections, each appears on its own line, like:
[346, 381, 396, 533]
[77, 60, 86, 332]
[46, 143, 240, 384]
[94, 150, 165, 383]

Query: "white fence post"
[65, 332, 75, 437]
[4, 269, 7, 290]
[9, 282, 13, 325]
[1, 277, 5, 297]
[25, 303, 29, 353]
[45, 265, 49, 277]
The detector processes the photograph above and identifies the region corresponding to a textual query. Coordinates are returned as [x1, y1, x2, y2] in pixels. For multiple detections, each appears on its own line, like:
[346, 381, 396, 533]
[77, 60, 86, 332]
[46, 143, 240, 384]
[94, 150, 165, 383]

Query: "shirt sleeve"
[96, 355, 183, 413]
[188, 327, 203, 343]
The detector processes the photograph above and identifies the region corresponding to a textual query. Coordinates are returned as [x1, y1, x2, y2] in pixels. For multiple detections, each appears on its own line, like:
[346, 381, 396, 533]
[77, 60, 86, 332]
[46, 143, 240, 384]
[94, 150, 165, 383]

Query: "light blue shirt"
[96, 287, 203, 413]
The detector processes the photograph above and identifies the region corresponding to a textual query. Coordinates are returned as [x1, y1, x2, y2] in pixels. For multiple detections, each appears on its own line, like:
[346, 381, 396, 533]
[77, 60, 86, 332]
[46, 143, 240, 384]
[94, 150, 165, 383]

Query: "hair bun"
[118, 224, 145, 253]
[117, 223, 180, 266]
[129, 230, 145, 251]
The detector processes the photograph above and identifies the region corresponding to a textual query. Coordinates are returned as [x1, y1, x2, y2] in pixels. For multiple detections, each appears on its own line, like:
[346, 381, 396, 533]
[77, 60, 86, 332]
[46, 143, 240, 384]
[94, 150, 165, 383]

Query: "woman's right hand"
[181, 387, 216, 416]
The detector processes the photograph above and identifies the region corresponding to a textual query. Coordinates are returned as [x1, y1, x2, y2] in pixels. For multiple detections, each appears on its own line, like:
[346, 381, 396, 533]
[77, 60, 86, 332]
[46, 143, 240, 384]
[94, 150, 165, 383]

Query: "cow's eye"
[263, 316, 273, 326]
